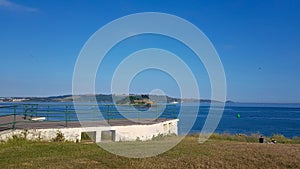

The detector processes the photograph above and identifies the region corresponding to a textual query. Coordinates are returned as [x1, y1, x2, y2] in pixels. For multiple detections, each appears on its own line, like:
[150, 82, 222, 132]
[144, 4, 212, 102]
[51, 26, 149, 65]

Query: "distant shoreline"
[0, 94, 224, 103]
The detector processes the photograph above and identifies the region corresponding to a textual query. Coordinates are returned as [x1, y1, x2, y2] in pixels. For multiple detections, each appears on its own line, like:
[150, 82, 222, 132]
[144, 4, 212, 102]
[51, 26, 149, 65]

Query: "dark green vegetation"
[0, 94, 218, 103]
[0, 134, 299, 169]
[209, 133, 300, 144]
[116, 95, 150, 105]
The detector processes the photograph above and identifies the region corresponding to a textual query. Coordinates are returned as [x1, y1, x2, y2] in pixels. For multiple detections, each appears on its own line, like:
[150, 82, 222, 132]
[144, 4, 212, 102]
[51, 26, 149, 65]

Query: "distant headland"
[0, 94, 228, 103]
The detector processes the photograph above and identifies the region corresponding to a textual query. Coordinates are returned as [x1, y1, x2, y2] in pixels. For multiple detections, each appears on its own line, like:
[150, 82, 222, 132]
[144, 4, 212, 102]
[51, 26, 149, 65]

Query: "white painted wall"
[113, 119, 178, 141]
[0, 119, 179, 142]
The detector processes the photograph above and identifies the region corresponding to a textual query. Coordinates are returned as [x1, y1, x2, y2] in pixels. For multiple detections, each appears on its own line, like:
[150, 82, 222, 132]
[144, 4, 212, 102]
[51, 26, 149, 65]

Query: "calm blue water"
[187, 103, 300, 138]
[1, 102, 299, 138]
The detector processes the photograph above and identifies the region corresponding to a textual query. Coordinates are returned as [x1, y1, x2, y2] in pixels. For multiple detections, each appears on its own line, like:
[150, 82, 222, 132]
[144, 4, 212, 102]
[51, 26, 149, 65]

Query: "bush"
[291, 136, 300, 144]
[208, 133, 300, 144]
[152, 134, 164, 141]
[270, 134, 290, 144]
[246, 133, 261, 143]
[7, 135, 29, 145]
[209, 133, 264, 143]
[81, 132, 91, 141]
[52, 131, 65, 142]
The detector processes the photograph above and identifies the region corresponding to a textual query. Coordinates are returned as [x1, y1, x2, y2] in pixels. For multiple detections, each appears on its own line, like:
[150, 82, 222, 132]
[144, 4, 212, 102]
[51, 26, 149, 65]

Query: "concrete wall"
[0, 119, 179, 142]
[113, 119, 178, 141]
[0, 128, 83, 142]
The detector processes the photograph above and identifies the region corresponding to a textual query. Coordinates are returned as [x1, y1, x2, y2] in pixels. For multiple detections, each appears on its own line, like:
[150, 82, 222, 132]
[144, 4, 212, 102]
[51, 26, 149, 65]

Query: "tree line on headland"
[0, 94, 227, 103]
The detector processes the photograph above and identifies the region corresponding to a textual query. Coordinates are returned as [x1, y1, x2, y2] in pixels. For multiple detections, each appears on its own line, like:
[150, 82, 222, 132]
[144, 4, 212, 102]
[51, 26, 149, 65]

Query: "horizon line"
[0, 93, 299, 104]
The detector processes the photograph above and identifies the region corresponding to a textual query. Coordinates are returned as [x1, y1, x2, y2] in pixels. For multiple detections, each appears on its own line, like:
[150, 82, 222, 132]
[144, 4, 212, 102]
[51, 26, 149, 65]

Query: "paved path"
[0, 115, 172, 131]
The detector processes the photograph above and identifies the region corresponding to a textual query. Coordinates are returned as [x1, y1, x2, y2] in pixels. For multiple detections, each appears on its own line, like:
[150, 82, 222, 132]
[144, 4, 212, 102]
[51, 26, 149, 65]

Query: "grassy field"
[0, 134, 299, 169]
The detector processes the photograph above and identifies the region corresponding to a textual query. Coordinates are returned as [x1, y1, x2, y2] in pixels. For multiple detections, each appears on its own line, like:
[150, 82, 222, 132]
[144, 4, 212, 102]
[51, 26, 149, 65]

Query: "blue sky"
[0, 0, 300, 103]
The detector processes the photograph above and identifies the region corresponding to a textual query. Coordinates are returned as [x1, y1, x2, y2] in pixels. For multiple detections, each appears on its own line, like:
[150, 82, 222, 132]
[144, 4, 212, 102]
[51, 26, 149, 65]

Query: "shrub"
[270, 134, 290, 144]
[291, 136, 300, 144]
[52, 131, 65, 142]
[151, 133, 177, 141]
[81, 132, 91, 141]
[7, 135, 28, 145]
[136, 137, 141, 141]
[209, 133, 263, 143]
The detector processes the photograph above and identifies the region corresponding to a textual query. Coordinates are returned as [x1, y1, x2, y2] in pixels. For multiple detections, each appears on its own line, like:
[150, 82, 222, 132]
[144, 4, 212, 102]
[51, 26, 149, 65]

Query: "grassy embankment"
[0, 134, 299, 169]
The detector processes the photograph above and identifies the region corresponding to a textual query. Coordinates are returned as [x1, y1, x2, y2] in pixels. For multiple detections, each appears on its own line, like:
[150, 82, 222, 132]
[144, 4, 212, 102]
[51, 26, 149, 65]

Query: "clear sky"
[0, 0, 299, 103]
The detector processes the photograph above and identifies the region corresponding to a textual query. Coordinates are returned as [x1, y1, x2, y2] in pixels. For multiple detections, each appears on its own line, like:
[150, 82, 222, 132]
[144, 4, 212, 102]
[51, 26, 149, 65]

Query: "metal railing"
[0, 103, 178, 131]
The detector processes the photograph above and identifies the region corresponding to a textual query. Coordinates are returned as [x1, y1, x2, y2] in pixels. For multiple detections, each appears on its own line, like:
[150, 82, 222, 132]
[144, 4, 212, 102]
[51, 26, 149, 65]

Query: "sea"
[187, 103, 300, 138]
[0, 102, 299, 138]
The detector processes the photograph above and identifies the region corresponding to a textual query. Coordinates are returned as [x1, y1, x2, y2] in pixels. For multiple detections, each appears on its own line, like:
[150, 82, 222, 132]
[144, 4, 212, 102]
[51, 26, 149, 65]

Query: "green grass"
[208, 133, 300, 144]
[0, 134, 299, 169]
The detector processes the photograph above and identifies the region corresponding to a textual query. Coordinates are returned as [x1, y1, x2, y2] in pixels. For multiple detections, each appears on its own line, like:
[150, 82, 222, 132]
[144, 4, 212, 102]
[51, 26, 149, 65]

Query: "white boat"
[170, 101, 179, 104]
[29, 116, 46, 121]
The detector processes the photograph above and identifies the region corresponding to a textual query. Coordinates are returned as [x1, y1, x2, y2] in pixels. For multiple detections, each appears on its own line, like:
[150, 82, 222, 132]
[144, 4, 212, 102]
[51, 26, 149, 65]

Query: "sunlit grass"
[0, 134, 299, 169]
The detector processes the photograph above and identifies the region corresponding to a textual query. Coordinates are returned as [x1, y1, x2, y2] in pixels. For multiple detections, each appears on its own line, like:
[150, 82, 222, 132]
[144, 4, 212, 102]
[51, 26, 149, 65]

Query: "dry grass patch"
[0, 135, 299, 169]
